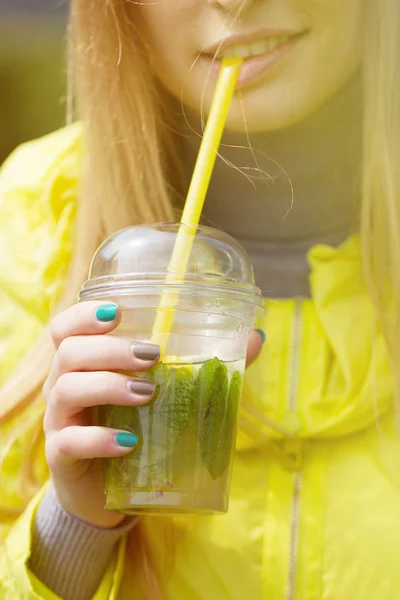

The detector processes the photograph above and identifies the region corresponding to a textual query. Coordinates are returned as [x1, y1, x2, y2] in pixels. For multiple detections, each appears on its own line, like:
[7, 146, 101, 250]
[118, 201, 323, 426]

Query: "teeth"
[219, 35, 291, 59]
[222, 45, 250, 58]
[266, 38, 279, 52]
[233, 44, 252, 58]
[252, 40, 269, 55]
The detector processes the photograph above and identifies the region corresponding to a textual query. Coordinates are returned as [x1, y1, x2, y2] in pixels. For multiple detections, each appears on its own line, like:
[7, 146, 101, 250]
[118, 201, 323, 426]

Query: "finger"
[246, 328, 266, 367]
[46, 335, 160, 392]
[46, 426, 139, 470]
[50, 302, 122, 349]
[44, 371, 156, 432]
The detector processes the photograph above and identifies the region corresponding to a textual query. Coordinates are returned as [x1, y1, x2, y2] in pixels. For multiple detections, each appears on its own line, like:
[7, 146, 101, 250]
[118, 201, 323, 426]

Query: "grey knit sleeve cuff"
[29, 485, 137, 600]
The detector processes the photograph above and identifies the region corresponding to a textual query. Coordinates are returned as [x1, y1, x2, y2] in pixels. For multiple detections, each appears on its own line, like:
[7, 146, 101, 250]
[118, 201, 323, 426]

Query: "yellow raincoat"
[1, 125, 400, 600]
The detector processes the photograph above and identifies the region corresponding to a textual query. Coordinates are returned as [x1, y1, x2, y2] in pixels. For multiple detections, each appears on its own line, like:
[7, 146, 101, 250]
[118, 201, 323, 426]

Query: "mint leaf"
[192, 358, 227, 429]
[201, 368, 242, 480]
[144, 362, 170, 406]
[140, 365, 194, 470]
[194, 358, 233, 479]
[228, 371, 242, 410]
[100, 405, 143, 489]
[154, 367, 194, 446]
[215, 370, 241, 475]
[99, 363, 194, 489]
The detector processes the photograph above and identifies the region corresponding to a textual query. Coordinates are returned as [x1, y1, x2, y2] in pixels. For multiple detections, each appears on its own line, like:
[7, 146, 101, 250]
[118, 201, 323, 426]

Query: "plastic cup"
[79, 224, 263, 515]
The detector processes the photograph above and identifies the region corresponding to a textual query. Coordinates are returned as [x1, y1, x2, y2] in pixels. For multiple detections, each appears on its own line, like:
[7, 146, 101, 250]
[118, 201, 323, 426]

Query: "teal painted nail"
[116, 432, 138, 448]
[96, 304, 117, 322]
[255, 328, 267, 344]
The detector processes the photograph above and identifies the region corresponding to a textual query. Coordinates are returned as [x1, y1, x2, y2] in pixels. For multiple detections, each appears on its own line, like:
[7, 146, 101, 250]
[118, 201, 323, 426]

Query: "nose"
[207, 0, 253, 13]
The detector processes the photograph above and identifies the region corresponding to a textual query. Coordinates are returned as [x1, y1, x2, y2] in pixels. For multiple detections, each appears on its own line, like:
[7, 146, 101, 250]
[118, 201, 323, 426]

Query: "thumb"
[246, 329, 266, 368]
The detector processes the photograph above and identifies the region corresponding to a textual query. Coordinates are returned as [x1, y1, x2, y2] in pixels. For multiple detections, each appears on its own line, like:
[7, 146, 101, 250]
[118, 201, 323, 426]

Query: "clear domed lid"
[80, 223, 263, 308]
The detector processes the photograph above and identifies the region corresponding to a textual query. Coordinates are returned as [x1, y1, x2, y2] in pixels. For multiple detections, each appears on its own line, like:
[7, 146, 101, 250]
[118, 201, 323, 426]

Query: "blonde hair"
[1, 0, 400, 597]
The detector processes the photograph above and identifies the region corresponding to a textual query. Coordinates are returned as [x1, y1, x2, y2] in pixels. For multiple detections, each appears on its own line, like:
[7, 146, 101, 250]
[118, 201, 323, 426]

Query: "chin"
[178, 73, 334, 135]
[216, 68, 361, 134]
[223, 109, 295, 133]
[189, 78, 325, 134]
[222, 100, 312, 133]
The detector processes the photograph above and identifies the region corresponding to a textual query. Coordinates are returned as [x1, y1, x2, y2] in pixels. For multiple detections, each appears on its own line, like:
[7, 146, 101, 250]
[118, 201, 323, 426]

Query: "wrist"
[52, 480, 128, 529]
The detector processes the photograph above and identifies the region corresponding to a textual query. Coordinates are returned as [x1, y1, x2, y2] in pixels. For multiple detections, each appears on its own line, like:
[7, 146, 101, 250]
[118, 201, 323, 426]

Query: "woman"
[1, 0, 400, 599]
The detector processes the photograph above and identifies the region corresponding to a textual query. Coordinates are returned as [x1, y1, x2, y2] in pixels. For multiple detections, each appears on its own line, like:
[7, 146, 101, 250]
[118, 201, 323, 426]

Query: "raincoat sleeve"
[0, 127, 129, 599]
[0, 484, 127, 600]
[0, 125, 81, 387]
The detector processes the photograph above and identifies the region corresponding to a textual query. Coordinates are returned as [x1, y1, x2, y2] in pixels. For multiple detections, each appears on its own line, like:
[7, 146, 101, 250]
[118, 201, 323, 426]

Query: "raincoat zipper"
[285, 299, 303, 600]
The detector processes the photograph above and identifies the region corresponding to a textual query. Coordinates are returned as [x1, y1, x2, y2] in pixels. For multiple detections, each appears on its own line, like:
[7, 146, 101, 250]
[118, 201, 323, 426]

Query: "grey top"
[28, 73, 362, 599]
[184, 73, 362, 297]
[29, 486, 137, 600]
[0, 0, 65, 13]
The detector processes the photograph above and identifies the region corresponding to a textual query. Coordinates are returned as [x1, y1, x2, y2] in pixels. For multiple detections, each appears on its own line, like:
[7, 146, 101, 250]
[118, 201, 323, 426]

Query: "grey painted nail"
[131, 343, 160, 361]
[129, 379, 157, 396]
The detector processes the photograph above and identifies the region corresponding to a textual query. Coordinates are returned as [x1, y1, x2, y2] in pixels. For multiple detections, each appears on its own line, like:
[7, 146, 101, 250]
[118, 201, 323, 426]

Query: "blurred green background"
[0, 2, 66, 163]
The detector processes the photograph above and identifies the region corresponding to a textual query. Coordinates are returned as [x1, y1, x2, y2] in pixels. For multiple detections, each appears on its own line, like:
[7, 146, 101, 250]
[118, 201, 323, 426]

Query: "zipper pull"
[280, 411, 303, 471]
[280, 410, 302, 435]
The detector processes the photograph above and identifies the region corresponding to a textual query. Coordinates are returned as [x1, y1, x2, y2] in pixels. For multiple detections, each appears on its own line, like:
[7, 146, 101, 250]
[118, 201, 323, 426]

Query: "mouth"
[201, 30, 307, 88]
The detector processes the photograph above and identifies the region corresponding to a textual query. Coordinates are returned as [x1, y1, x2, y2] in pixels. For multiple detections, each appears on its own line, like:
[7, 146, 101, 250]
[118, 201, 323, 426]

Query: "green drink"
[99, 358, 244, 514]
[80, 224, 263, 515]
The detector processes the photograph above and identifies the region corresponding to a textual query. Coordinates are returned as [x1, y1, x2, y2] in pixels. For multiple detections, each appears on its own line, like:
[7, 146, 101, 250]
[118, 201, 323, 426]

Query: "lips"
[216, 35, 296, 59]
[201, 30, 306, 88]
[203, 30, 303, 59]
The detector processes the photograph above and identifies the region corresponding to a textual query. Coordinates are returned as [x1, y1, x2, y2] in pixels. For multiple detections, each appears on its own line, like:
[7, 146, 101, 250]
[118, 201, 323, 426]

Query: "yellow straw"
[151, 58, 242, 352]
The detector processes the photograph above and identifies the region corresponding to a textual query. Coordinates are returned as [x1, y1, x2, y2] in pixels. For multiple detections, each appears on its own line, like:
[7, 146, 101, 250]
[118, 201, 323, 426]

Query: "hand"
[246, 328, 266, 367]
[43, 302, 160, 528]
[43, 303, 265, 529]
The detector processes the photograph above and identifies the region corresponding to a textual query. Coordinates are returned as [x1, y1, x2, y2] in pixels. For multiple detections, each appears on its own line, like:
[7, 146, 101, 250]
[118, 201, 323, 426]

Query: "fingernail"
[116, 432, 138, 448]
[128, 379, 157, 396]
[96, 304, 117, 322]
[255, 328, 267, 344]
[131, 343, 160, 361]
